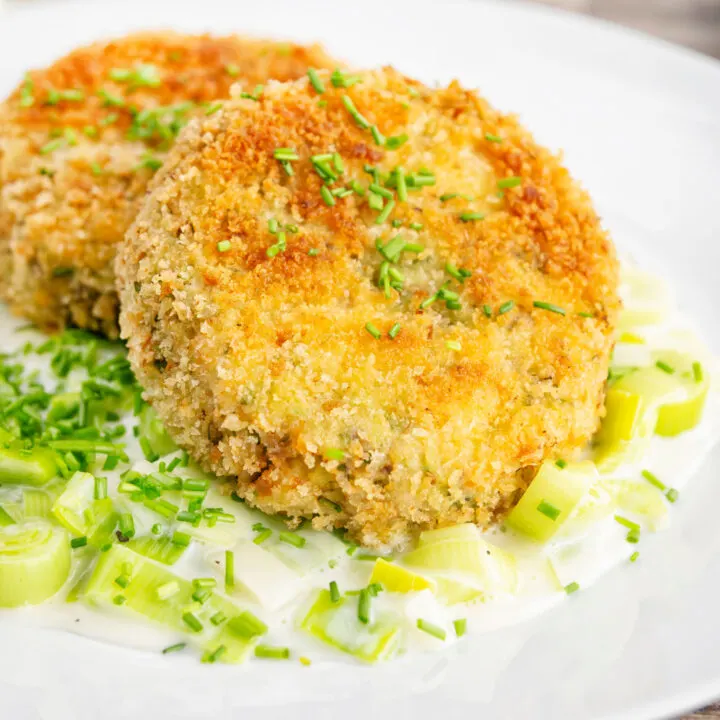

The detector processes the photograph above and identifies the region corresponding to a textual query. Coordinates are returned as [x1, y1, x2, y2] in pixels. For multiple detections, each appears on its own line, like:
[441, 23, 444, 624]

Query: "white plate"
[1, 1, 720, 718]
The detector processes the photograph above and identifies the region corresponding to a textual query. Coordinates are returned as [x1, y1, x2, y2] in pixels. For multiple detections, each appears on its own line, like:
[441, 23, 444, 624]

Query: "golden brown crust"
[0, 32, 336, 336]
[118, 68, 620, 549]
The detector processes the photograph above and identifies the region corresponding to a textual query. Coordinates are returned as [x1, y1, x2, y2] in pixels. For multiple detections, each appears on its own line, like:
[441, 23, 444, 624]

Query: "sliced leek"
[369, 558, 435, 593]
[0, 521, 71, 607]
[505, 462, 596, 542]
[0, 447, 57, 486]
[138, 405, 179, 458]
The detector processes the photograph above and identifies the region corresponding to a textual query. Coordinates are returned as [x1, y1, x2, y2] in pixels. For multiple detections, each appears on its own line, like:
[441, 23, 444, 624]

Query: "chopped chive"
[253, 529, 272, 545]
[537, 500, 560, 521]
[205, 102, 223, 116]
[626, 528, 641, 544]
[497, 300, 515, 315]
[279, 531, 306, 548]
[341, 95, 370, 129]
[119, 513, 135, 539]
[375, 198, 395, 225]
[364, 322, 381, 339]
[171, 531, 191, 547]
[255, 645, 290, 660]
[615, 515, 640, 532]
[459, 211, 485, 222]
[666, 488, 679, 503]
[370, 125, 385, 146]
[692, 361, 704, 382]
[308, 248, 320, 257]
[533, 301, 566, 316]
[216, 240, 231, 253]
[225, 550, 235, 590]
[641, 469, 666, 491]
[445, 263, 472, 283]
[485, 133, 503, 143]
[386, 134, 408, 149]
[329, 581, 341, 603]
[211, 611, 227, 626]
[225, 63, 240, 77]
[299, 656, 312, 666]
[388, 323, 401, 339]
[320, 185, 336, 207]
[319, 496, 342, 512]
[369, 183, 393, 199]
[409, 222, 423, 231]
[578, 311, 594, 318]
[113, 595, 126, 605]
[350, 179, 366, 196]
[416, 619, 446, 640]
[307, 68, 325, 94]
[94, 476, 108, 500]
[332, 152, 344, 173]
[497, 176, 522, 189]
[182, 612, 203, 633]
[331, 69, 362, 88]
[395, 167, 408, 202]
[453, 618, 467, 637]
[40, 139, 63, 155]
[483, 304, 493, 318]
[357, 588, 371, 624]
[138, 436, 158, 462]
[71, 536, 88, 549]
[203, 645, 227, 663]
[564, 582, 580, 595]
[630, 551, 640, 562]
[162, 642, 186, 654]
[445, 340, 462, 351]
[273, 147, 299, 161]
[655, 360, 674, 374]
[324, 448, 345, 462]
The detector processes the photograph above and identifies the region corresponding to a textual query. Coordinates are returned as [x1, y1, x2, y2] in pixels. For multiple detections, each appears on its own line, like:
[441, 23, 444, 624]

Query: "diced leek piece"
[0, 521, 71, 607]
[555, 484, 615, 540]
[505, 462, 596, 542]
[208, 540, 302, 610]
[84, 544, 259, 662]
[618, 267, 671, 330]
[23, 489, 52, 519]
[0, 447, 57, 486]
[417, 524, 480, 546]
[404, 524, 517, 594]
[267, 527, 346, 573]
[600, 480, 669, 531]
[299, 589, 403, 663]
[52, 472, 117, 545]
[0, 506, 15, 526]
[432, 576, 485, 605]
[138, 405, 178, 457]
[127, 535, 186, 565]
[369, 558, 435, 593]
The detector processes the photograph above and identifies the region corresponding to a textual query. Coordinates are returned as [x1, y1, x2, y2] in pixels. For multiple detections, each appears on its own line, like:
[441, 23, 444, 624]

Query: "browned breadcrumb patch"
[117, 67, 620, 550]
[0, 31, 336, 336]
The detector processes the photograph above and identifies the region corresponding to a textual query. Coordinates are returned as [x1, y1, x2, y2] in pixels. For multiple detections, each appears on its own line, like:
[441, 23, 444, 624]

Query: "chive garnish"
[497, 300, 515, 315]
[388, 323, 401, 339]
[171, 531, 191, 547]
[666, 488, 679, 503]
[308, 248, 320, 256]
[370, 125, 386, 146]
[459, 212, 485, 222]
[324, 448, 345, 462]
[226, 64, 240, 77]
[615, 515, 640, 532]
[331, 69, 362, 88]
[386, 134, 409, 150]
[445, 263, 472, 283]
[205, 102, 223, 116]
[445, 340, 462, 351]
[341, 95, 370, 129]
[253, 528, 272, 545]
[626, 528, 641, 544]
[484, 133, 503, 143]
[40, 139, 63, 155]
[483, 305, 493, 318]
[255, 645, 291, 660]
[225, 550, 235, 590]
[578, 311, 594, 318]
[564, 582, 580, 595]
[655, 360, 674, 374]
[630, 551, 640, 563]
[641, 469, 665, 491]
[555, 459, 567, 469]
[357, 588, 371, 624]
[273, 148, 299, 161]
[375, 198, 395, 225]
[203, 645, 227, 664]
[533, 301, 566, 315]
[537, 500, 560, 521]
[182, 612, 203, 633]
[329, 581, 341, 603]
[497, 176, 522, 189]
[162, 643, 186, 654]
[307, 68, 325, 94]
[320, 185, 336, 207]
[279, 531, 306, 549]
[453, 618, 467, 637]
[216, 240, 231, 253]
[113, 595, 126, 605]
[692, 362, 704, 383]
[118, 513, 135, 539]
[416, 619, 446, 640]
[71, 536, 88, 549]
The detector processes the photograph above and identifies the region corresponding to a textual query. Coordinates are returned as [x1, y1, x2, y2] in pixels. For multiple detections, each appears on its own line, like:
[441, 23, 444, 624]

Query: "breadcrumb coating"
[117, 67, 620, 549]
[0, 32, 336, 336]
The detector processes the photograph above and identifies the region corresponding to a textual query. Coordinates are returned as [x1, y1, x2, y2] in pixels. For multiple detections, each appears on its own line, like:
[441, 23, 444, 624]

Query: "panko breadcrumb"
[117, 67, 620, 549]
[0, 32, 336, 336]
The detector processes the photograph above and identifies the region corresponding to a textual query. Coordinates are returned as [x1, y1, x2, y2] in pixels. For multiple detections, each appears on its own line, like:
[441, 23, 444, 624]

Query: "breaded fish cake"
[0, 32, 336, 336]
[117, 68, 620, 549]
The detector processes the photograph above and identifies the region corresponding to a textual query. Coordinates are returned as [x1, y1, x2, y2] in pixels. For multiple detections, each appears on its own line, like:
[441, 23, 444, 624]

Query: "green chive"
[485, 133, 503, 143]
[445, 263, 472, 283]
[225, 550, 235, 590]
[329, 581, 341, 603]
[578, 311, 594, 318]
[666, 488, 679, 503]
[655, 360, 674, 374]
[483, 304, 493, 318]
[388, 323, 401, 339]
[217, 240, 231, 253]
[555, 459, 567, 469]
[369, 183, 393, 199]
[255, 645, 290, 660]
[113, 595, 126, 605]
[497, 176, 522, 189]
[445, 340, 462, 351]
[308, 248, 320, 256]
[162, 643, 186, 654]
[182, 612, 203, 632]
[226, 64, 240, 77]
[615, 515, 640, 532]
[319, 497, 342, 512]
[324, 448, 345, 462]
[273, 147, 299, 161]
[331, 69, 362, 88]
[307, 68, 325, 94]
[364, 322, 381, 340]
[533, 301, 566, 315]
[498, 300, 515, 315]
[71, 536, 88, 549]
[357, 588, 371, 624]
[40, 139, 63, 155]
[386, 134, 408, 150]
[370, 125, 385, 146]
[94, 476, 108, 500]
[626, 528, 641, 544]
[641, 469, 666, 491]
[253, 528, 272, 545]
[118, 513, 135, 539]
[453, 618, 467, 637]
[320, 185, 336, 207]
[630, 551, 640, 563]
[416, 619, 446, 640]
[202, 645, 227, 663]
[211, 611, 227, 626]
[205, 102, 223, 116]
[693, 362, 704, 383]
[171, 530, 191, 547]
[564, 582, 580, 595]
[375, 198, 395, 225]
[459, 212, 485, 222]
[279, 531, 306, 549]
[409, 222, 423, 231]
[537, 500, 560, 521]
[341, 95, 370, 129]
[395, 167, 408, 202]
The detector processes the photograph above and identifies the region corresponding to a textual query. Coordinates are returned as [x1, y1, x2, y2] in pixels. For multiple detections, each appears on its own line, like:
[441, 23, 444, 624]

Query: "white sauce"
[0, 265, 718, 667]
